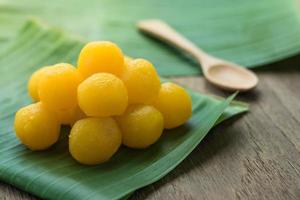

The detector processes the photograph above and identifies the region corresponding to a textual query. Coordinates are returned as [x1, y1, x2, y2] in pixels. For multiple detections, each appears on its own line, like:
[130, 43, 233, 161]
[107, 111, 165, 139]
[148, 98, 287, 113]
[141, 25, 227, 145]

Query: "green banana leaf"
[0, 0, 300, 76]
[0, 20, 248, 200]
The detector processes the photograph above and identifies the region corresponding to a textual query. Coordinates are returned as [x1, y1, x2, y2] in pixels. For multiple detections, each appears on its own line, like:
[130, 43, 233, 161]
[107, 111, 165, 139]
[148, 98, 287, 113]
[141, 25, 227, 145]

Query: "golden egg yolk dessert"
[69, 117, 122, 165]
[27, 66, 53, 101]
[77, 41, 125, 78]
[14, 102, 60, 151]
[78, 73, 128, 117]
[153, 82, 192, 129]
[14, 39, 195, 165]
[38, 63, 82, 110]
[122, 59, 161, 104]
[116, 105, 164, 149]
[54, 106, 86, 126]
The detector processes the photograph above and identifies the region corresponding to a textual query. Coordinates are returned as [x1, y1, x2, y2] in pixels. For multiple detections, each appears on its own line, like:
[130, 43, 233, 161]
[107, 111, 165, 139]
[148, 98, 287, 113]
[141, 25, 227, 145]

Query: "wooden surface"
[1, 55, 300, 200]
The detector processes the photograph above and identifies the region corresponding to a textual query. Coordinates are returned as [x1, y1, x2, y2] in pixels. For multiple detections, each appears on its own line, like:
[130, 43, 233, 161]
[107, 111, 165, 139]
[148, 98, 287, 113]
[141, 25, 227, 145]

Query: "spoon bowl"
[205, 63, 258, 91]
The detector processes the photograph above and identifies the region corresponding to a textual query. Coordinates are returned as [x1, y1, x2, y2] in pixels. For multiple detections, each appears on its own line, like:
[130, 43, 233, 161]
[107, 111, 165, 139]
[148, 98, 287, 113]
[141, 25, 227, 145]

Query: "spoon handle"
[137, 19, 209, 68]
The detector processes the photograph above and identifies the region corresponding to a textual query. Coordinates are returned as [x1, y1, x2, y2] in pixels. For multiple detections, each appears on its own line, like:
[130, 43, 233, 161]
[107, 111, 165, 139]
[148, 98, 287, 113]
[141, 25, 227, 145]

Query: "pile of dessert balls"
[14, 41, 192, 165]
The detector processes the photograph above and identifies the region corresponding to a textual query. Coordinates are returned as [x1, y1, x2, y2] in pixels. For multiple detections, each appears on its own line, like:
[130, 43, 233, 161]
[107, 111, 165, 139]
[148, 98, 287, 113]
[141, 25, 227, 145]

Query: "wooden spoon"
[137, 19, 258, 91]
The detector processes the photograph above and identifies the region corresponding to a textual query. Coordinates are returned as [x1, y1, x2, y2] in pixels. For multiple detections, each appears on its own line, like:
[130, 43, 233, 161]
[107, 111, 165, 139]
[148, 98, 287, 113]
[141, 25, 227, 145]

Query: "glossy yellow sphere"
[69, 117, 122, 165]
[77, 41, 125, 78]
[54, 106, 86, 126]
[27, 66, 53, 101]
[78, 73, 128, 117]
[153, 82, 192, 129]
[39, 63, 82, 110]
[122, 59, 161, 104]
[116, 105, 164, 149]
[14, 102, 60, 150]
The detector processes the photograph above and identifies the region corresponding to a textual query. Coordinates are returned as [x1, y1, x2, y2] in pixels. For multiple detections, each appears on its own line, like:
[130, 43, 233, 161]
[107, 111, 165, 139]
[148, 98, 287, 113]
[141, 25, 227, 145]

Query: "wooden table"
[1, 55, 300, 200]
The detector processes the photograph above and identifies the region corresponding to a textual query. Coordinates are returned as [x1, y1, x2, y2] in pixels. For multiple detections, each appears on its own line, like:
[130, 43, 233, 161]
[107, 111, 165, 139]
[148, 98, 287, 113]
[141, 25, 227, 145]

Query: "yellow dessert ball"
[77, 41, 125, 78]
[69, 117, 122, 165]
[39, 63, 82, 110]
[122, 59, 161, 104]
[54, 106, 86, 126]
[27, 66, 53, 101]
[153, 82, 192, 129]
[116, 105, 164, 149]
[78, 73, 128, 117]
[14, 102, 60, 151]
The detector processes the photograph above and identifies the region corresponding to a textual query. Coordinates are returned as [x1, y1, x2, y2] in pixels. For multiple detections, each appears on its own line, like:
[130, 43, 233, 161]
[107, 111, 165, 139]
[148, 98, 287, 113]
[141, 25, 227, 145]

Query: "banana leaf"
[0, 20, 248, 199]
[0, 0, 300, 76]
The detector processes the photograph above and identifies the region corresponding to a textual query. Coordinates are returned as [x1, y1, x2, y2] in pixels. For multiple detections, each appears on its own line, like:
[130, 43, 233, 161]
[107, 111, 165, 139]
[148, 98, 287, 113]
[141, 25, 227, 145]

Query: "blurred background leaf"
[0, 0, 300, 76]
